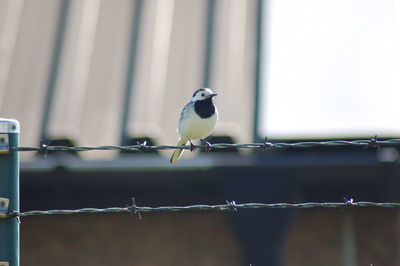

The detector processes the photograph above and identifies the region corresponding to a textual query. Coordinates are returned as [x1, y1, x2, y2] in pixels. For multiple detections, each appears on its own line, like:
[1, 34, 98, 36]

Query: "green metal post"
[0, 118, 20, 266]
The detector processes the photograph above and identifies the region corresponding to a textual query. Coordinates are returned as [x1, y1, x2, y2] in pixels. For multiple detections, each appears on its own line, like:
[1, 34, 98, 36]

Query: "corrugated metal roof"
[0, 0, 259, 161]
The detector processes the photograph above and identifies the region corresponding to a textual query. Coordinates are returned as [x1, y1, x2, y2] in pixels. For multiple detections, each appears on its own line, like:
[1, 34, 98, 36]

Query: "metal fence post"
[0, 118, 20, 266]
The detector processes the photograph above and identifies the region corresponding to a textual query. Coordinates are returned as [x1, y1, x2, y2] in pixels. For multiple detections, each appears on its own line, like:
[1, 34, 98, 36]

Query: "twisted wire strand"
[8, 200, 400, 218]
[12, 138, 400, 153]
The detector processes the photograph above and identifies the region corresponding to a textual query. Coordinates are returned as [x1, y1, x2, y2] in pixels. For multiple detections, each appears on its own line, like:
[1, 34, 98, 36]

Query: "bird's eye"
[201, 93, 205, 96]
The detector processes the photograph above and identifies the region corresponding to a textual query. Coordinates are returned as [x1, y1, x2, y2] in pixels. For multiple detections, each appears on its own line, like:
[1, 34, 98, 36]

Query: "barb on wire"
[12, 137, 400, 153]
[226, 200, 238, 213]
[366, 135, 381, 151]
[129, 197, 142, 219]
[7, 200, 400, 219]
[38, 139, 49, 158]
[136, 141, 150, 152]
[263, 137, 273, 150]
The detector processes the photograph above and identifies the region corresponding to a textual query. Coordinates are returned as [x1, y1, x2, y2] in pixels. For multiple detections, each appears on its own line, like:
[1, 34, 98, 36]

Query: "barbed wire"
[6, 138, 400, 219]
[7, 199, 400, 219]
[12, 137, 400, 154]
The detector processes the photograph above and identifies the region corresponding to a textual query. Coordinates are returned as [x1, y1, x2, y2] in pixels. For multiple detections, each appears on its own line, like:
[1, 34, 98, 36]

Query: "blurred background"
[1, 0, 400, 265]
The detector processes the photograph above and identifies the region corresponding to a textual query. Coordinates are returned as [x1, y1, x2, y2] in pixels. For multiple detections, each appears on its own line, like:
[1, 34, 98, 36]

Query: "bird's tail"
[170, 138, 188, 164]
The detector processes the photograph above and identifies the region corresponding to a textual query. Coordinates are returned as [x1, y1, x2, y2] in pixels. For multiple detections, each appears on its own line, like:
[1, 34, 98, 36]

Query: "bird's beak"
[209, 93, 218, 98]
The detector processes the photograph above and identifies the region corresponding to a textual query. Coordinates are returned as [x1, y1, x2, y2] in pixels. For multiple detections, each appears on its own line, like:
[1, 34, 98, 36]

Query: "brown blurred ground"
[21, 212, 244, 266]
[21, 209, 400, 266]
[285, 209, 400, 266]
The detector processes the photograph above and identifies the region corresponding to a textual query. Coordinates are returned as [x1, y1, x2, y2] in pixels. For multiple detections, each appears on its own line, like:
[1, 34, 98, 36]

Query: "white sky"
[259, 0, 400, 138]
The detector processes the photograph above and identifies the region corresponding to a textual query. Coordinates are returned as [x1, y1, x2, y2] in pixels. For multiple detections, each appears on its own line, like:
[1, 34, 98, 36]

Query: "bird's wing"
[179, 101, 194, 123]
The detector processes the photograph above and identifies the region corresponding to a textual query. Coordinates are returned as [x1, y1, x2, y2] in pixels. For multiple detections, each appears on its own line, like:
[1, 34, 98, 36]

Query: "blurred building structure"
[0, 0, 257, 161]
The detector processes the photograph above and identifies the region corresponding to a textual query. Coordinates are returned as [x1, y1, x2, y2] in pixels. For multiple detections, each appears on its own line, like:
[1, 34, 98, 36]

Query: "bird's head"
[191, 88, 218, 102]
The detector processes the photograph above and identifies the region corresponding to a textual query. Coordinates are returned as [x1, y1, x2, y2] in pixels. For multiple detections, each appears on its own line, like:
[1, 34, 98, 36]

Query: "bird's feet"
[189, 140, 196, 152]
[201, 139, 212, 152]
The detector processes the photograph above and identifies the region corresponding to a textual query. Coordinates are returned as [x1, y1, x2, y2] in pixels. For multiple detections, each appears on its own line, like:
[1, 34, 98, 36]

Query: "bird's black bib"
[194, 98, 215, 118]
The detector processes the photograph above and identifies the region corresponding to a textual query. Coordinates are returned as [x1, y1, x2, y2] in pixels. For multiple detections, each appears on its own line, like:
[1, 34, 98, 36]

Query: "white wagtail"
[170, 88, 218, 164]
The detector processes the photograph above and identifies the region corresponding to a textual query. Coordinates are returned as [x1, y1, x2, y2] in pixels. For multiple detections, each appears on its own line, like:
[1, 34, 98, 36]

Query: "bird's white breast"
[178, 105, 218, 140]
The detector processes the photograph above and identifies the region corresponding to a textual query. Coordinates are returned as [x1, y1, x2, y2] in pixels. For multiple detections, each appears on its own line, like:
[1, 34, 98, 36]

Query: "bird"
[170, 88, 219, 164]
